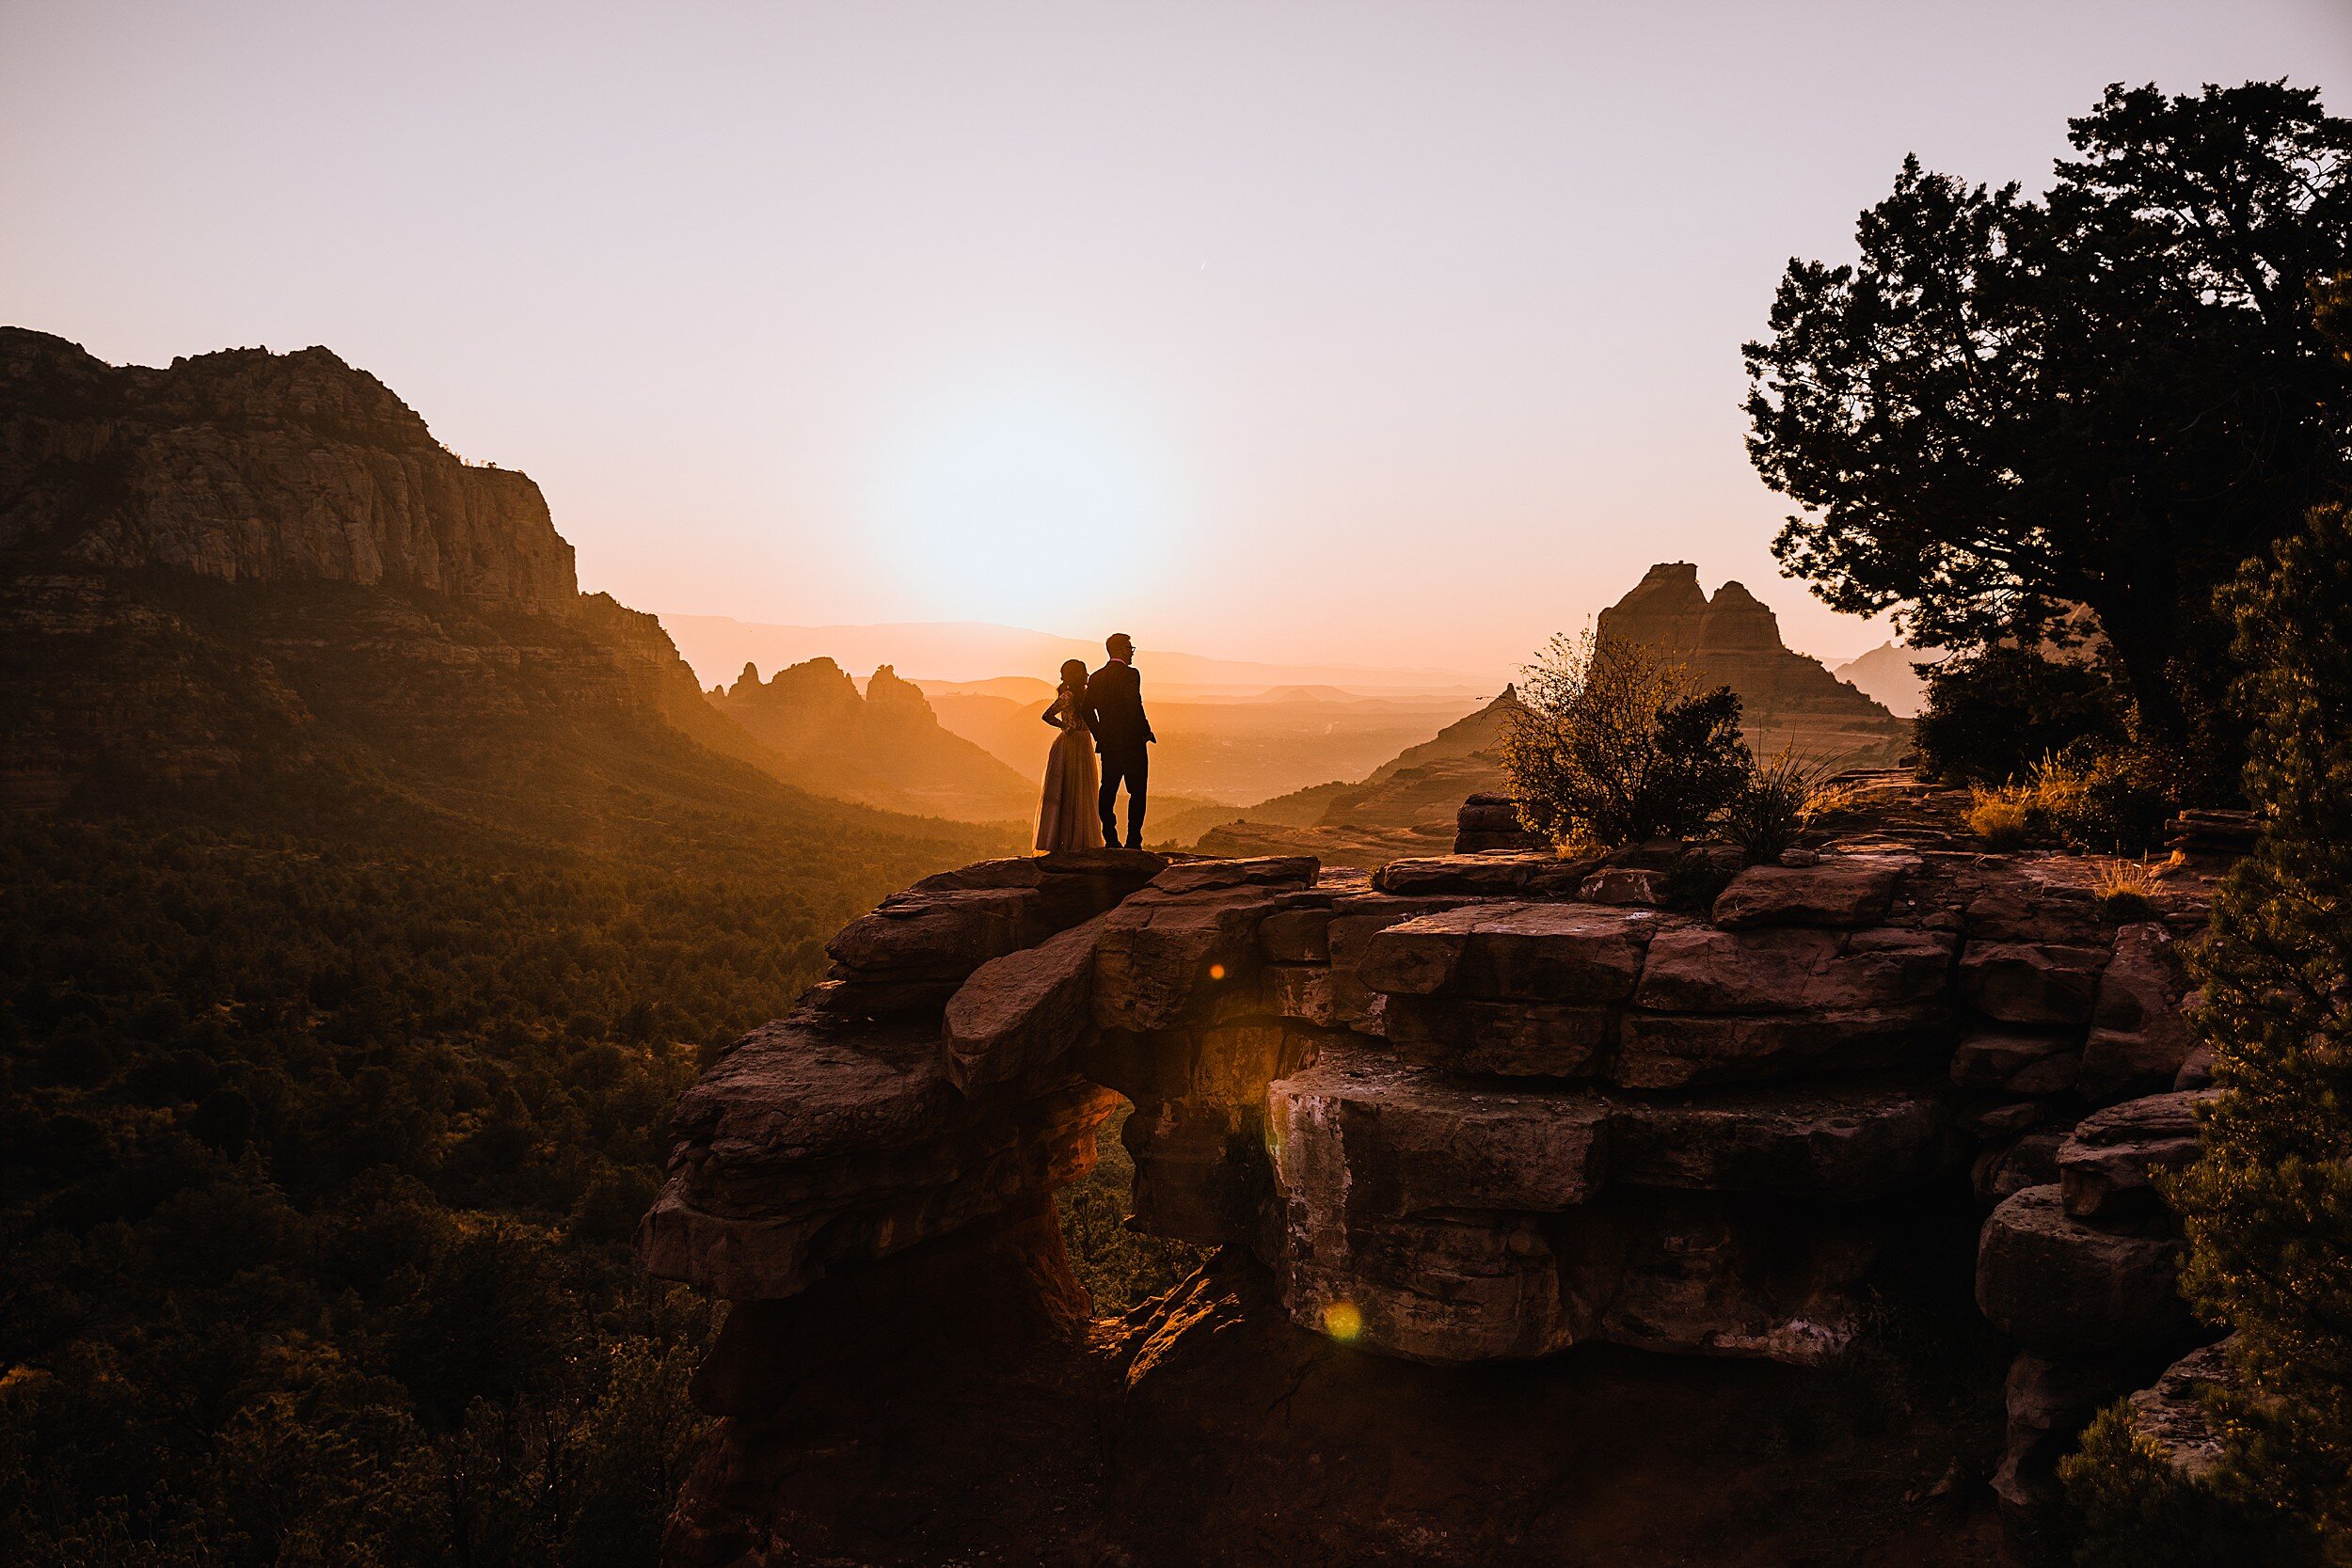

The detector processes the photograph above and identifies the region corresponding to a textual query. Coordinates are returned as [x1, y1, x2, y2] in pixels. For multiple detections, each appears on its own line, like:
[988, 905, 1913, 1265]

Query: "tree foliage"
[1500, 630, 1753, 847]
[1913, 645, 2134, 785]
[1745, 81, 2352, 739]
[2150, 504, 2352, 1553]
[0, 766, 1006, 1564]
[2061, 1400, 2313, 1568]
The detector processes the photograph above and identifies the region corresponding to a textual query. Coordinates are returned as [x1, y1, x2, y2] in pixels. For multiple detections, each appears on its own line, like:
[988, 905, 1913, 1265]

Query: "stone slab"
[2056, 1089, 2213, 1221]
[1710, 854, 1915, 929]
[942, 914, 1104, 1093]
[1976, 1184, 2196, 1356]
[1357, 901, 1669, 1004]
[1633, 925, 1954, 1015]
[1613, 1004, 1948, 1089]
[1383, 996, 1616, 1078]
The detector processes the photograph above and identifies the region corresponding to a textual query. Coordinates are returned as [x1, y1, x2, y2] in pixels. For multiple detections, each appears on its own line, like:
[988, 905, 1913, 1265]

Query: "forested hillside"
[0, 330, 1018, 1565]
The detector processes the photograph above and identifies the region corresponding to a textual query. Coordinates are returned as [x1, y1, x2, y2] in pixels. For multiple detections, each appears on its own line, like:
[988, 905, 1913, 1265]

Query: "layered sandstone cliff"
[0, 327, 578, 613]
[0, 332, 837, 814]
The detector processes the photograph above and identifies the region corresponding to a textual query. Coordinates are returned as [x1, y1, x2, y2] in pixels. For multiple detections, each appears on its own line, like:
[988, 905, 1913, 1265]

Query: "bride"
[1035, 658, 1104, 852]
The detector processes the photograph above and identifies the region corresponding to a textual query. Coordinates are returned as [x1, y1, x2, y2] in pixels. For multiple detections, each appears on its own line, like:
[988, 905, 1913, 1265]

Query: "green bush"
[2074, 505, 2352, 1559]
[1719, 752, 1846, 863]
[2060, 1402, 2313, 1568]
[2027, 744, 2177, 854]
[1915, 646, 2132, 785]
[1501, 630, 1754, 848]
[1957, 746, 2177, 854]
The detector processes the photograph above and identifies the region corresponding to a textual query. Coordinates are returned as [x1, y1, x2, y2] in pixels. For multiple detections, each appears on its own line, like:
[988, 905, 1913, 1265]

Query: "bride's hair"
[1058, 658, 1089, 695]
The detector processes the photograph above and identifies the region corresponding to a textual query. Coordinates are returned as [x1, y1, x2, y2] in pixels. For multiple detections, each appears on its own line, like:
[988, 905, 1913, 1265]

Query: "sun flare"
[867, 381, 1182, 627]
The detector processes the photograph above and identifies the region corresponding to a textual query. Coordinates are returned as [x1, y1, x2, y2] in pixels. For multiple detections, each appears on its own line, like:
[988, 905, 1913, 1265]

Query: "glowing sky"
[5, 2, 2346, 675]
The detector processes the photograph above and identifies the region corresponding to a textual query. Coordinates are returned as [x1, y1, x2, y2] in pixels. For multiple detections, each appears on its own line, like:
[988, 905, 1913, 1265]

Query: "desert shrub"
[2028, 744, 2177, 854]
[1960, 747, 2177, 854]
[1719, 751, 1843, 863]
[1915, 646, 2132, 785]
[1501, 630, 1754, 848]
[2067, 506, 2352, 1560]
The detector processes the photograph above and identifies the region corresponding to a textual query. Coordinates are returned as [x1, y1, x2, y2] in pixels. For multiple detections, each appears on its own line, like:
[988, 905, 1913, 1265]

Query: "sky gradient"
[5, 1, 2347, 677]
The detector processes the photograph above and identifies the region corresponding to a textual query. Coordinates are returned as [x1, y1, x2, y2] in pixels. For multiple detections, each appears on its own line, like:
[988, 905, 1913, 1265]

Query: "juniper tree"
[1745, 82, 2352, 747]
[2162, 504, 2352, 1549]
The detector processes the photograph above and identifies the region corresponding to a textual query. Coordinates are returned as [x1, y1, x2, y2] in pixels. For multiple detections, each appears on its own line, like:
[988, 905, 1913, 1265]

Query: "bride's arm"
[1039, 694, 1066, 729]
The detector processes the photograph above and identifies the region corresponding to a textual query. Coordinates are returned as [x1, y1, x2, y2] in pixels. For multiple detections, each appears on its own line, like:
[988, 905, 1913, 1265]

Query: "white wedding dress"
[1035, 689, 1104, 852]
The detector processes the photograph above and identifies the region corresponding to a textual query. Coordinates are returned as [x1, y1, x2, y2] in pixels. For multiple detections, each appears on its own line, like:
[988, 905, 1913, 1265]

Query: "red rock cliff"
[0, 327, 578, 614]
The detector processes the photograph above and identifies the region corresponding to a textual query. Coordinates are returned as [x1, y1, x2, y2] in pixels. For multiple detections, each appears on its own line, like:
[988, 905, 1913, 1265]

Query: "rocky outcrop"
[1597, 562, 1910, 765]
[0, 330, 865, 817]
[640, 783, 2226, 1562]
[1454, 790, 1538, 853]
[639, 1010, 1119, 1300]
[1974, 1085, 2222, 1536]
[2119, 1339, 2234, 1484]
[0, 328, 577, 612]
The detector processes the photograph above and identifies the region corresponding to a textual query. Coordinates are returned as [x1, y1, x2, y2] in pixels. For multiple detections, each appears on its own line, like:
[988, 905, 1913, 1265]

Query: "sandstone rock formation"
[1185, 562, 1911, 869]
[639, 773, 2229, 1562]
[1597, 562, 1911, 765]
[0, 330, 864, 818]
[1, 327, 577, 613]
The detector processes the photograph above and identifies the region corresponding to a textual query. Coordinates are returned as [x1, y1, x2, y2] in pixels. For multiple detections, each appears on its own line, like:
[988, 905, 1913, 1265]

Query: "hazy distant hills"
[915, 676, 1486, 810]
[1832, 641, 1944, 719]
[1160, 565, 1915, 863]
[714, 658, 1036, 823]
[1182, 689, 1522, 865]
[661, 612, 1490, 696]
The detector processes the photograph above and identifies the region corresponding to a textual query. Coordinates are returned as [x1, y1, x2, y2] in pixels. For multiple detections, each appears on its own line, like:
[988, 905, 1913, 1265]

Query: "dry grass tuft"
[2090, 857, 2166, 922]
[1965, 785, 2036, 848]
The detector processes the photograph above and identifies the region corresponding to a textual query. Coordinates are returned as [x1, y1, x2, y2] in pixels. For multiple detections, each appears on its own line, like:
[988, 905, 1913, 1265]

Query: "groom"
[1084, 632, 1155, 849]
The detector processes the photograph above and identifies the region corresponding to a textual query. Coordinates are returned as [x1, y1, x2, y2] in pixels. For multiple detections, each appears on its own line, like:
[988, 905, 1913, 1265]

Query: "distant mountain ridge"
[1184, 688, 1521, 864]
[714, 658, 1035, 823]
[1832, 641, 1944, 719]
[1171, 562, 1915, 862]
[660, 613, 1491, 695]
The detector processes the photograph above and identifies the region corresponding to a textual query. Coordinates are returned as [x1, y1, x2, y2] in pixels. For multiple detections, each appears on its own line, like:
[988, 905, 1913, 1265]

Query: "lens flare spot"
[1322, 1301, 1364, 1342]
[1208, 962, 1227, 981]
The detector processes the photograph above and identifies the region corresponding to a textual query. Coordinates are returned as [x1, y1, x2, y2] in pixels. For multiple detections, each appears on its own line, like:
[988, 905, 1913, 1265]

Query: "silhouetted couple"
[1036, 632, 1155, 852]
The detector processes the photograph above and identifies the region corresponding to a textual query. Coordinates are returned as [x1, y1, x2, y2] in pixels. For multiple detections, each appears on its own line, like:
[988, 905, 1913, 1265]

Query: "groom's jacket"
[1084, 660, 1155, 756]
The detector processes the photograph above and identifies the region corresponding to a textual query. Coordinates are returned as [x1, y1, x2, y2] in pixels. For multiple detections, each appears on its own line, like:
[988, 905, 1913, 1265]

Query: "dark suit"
[1084, 658, 1154, 847]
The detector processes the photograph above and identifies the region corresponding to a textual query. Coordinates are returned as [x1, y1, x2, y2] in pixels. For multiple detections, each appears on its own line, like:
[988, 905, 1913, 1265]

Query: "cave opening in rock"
[1055, 1098, 1211, 1316]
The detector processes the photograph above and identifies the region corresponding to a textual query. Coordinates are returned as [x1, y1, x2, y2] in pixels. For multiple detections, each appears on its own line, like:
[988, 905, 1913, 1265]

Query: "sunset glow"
[6, 2, 2338, 674]
[866, 378, 1183, 626]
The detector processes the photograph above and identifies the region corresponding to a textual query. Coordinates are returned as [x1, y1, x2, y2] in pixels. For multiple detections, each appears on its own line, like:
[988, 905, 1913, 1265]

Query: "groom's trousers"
[1098, 745, 1148, 848]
